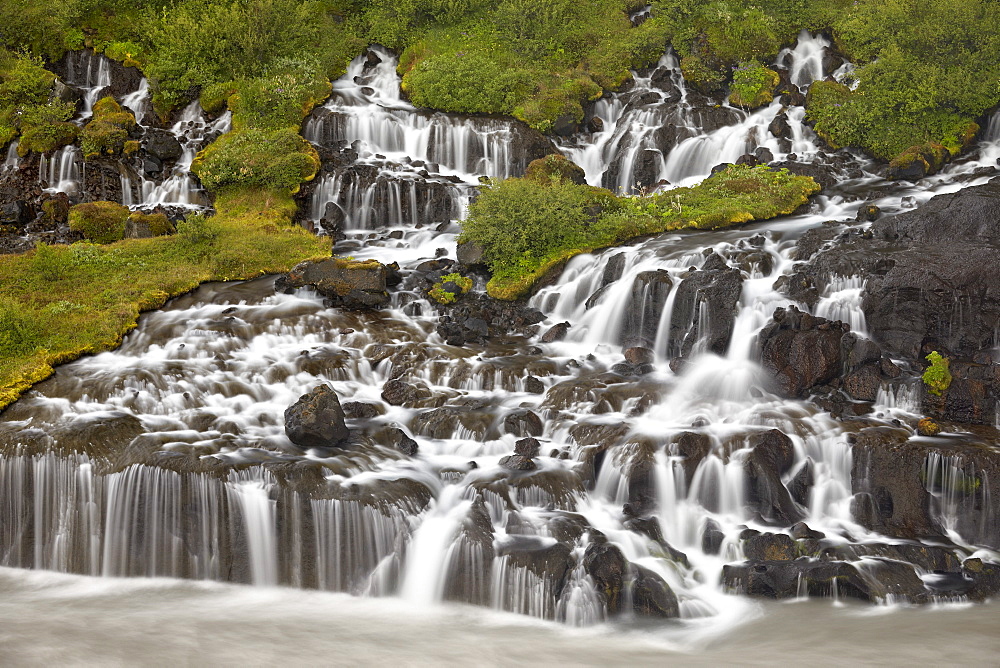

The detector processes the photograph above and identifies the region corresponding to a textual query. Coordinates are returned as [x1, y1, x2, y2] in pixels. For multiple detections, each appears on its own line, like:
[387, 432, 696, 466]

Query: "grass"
[464, 165, 820, 300]
[0, 188, 329, 410]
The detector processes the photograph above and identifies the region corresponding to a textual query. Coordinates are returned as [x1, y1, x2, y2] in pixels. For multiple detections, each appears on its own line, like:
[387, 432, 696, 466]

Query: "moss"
[126, 211, 175, 237]
[680, 55, 727, 95]
[123, 140, 140, 156]
[80, 96, 137, 159]
[0, 187, 329, 410]
[18, 122, 78, 154]
[200, 82, 238, 115]
[729, 62, 780, 109]
[429, 272, 473, 304]
[524, 154, 587, 185]
[464, 165, 820, 300]
[68, 201, 130, 244]
[922, 351, 952, 396]
[41, 198, 69, 226]
[192, 127, 320, 194]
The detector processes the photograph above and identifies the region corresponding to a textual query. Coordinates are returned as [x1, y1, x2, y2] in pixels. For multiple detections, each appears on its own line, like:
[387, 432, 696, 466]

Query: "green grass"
[462, 165, 820, 300]
[0, 188, 329, 410]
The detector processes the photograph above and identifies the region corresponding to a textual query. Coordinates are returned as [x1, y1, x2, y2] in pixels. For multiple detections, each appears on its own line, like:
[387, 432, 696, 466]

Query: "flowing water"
[4, 36, 1000, 663]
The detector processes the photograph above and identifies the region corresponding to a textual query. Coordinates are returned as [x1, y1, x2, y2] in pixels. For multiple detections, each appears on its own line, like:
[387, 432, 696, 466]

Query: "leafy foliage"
[923, 351, 952, 397]
[462, 165, 819, 299]
[429, 272, 473, 304]
[192, 128, 320, 193]
[729, 62, 780, 109]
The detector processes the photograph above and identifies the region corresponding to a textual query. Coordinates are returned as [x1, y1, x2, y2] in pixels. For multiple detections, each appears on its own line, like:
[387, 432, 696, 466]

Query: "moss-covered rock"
[80, 96, 137, 159]
[18, 121, 78, 154]
[124, 211, 175, 239]
[524, 154, 587, 185]
[68, 201, 130, 243]
[729, 62, 780, 109]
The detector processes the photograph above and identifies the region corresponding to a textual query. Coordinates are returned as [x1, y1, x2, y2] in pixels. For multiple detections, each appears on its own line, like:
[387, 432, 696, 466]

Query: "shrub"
[68, 201, 130, 244]
[729, 61, 780, 109]
[80, 97, 137, 159]
[191, 127, 320, 193]
[922, 351, 952, 396]
[429, 272, 473, 304]
[126, 211, 175, 237]
[19, 121, 79, 154]
[524, 154, 587, 185]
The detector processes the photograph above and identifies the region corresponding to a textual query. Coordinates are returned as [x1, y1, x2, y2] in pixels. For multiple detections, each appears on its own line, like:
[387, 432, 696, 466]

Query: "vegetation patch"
[462, 164, 819, 300]
[429, 272, 473, 304]
[0, 49, 76, 152]
[922, 351, 952, 397]
[80, 97, 137, 159]
[68, 201, 130, 244]
[0, 188, 329, 410]
[729, 62, 780, 109]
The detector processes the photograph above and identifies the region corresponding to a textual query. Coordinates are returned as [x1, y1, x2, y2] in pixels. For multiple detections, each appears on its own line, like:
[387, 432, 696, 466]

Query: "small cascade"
[3, 141, 19, 172]
[121, 78, 151, 125]
[815, 276, 868, 335]
[141, 102, 230, 208]
[227, 469, 279, 586]
[922, 452, 991, 545]
[38, 146, 82, 195]
[776, 31, 832, 91]
[63, 50, 113, 119]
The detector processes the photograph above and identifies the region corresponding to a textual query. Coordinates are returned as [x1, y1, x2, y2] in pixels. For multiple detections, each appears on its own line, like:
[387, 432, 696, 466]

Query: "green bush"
[80, 97, 137, 159]
[524, 154, 587, 185]
[19, 121, 79, 154]
[191, 127, 320, 193]
[68, 201, 130, 244]
[923, 351, 952, 396]
[729, 61, 780, 109]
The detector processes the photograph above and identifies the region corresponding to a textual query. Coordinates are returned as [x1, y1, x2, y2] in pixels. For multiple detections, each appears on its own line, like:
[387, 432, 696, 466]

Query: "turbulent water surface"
[3, 33, 1000, 665]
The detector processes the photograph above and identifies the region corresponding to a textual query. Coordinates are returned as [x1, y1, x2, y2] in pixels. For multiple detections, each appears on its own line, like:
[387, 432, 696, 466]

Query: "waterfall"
[776, 31, 831, 91]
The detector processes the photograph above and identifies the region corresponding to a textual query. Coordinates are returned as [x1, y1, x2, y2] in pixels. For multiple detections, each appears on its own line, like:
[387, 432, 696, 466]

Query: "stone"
[284, 385, 350, 448]
[540, 322, 571, 343]
[757, 305, 849, 398]
[503, 410, 543, 437]
[277, 258, 390, 310]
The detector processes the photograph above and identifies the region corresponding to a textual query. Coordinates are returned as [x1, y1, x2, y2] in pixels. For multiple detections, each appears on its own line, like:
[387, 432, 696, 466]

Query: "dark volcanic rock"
[630, 565, 680, 618]
[669, 254, 743, 357]
[757, 306, 848, 398]
[284, 385, 350, 448]
[503, 409, 544, 437]
[620, 270, 673, 348]
[277, 258, 390, 310]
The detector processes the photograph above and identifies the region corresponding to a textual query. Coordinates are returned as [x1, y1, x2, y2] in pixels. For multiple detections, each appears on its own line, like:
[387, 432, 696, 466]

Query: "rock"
[499, 454, 537, 471]
[745, 429, 802, 526]
[723, 558, 928, 603]
[601, 253, 627, 287]
[514, 437, 541, 457]
[284, 385, 350, 448]
[342, 401, 383, 419]
[787, 458, 815, 506]
[381, 379, 420, 406]
[856, 204, 881, 222]
[495, 537, 574, 597]
[768, 112, 790, 139]
[743, 532, 797, 561]
[672, 431, 712, 487]
[435, 293, 545, 346]
[790, 522, 825, 540]
[624, 347, 654, 365]
[702, 518, 725, 555]
[456, 239, 485, 266]
[503, 409, 543, 437]
[631, 565, 680, 618]
[540, 322, 571, 343]
[524, 376, 545, 394]
[917, 417, 941, 437]
[388, 427, 419, 456]
[145, 129, 183, 162]
[669, 257, 743, 357]
[620, 270, 673, 348]
[277, 258, 390, 310]
[583, 538, 629, 614]
[757, 306, 849, 398]
[587, 116, 605, 133]
[748, 429, 795, 476]
[411, 407, 492, 440]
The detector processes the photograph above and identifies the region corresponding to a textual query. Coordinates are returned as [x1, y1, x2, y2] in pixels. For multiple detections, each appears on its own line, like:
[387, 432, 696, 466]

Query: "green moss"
[80, 97, 137, 159]
[0, 48, 77, 154]
[41, 198, 69, 226]
[68, 201, 130, 244]
[0, 188, 329, 410]
[192, 127, 320, 194]
[19, 122, 78, 154]
[729, 62, 780, 109]
[680, 55, 727, 95]
[462, 165, 820, 300]
[524, 154, 587, 185]
[127, 211, 175, 237]
[922, 351, 952, 397]
[429, 272, 473, 304]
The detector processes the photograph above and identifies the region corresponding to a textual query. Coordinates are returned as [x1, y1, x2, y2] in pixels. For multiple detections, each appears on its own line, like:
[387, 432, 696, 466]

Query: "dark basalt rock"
[671, 431, 712, 487]
[277, 258, 390, 310]
[540, 321, 571, 343]
[757, 306, 848, 398]
[619, 270, 672, 349]
[503, 409, 543, 437]
[723, 558, 929, 603]
[284, 385, 350, 448]
[583, 538, 629, 614]
[630, 564, 680, 618]
[436, 293, 545, 346]
[742, 532, 797, 561]
[145, 129, 183, 162]
[702, 518, 725, 555]
[668, 253, 743, 357]
[499, 454, 537, 471]
[744, 429, 804, 526]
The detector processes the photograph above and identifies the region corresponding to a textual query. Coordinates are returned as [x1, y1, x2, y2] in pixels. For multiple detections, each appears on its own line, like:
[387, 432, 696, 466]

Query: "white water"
[5, 34, 1000, 657]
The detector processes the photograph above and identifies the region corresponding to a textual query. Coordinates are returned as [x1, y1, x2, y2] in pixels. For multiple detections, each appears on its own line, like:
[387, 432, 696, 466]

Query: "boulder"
[583, 538, 629, 614]
[668, 254, 743, 357]
[503, 409, 543, 437]
[757, 306, 849, 398]
[630, 565, 680, 618]
[620, 270, 673, 348]
[145, 129, 183, 162]
[284, 385, 350, 448]
[277, 258, 390, 310]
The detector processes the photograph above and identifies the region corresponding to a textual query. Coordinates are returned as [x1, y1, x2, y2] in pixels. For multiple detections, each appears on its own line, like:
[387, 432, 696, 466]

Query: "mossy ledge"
[0, 188, 329, 411]
[461, 164, 820, 301]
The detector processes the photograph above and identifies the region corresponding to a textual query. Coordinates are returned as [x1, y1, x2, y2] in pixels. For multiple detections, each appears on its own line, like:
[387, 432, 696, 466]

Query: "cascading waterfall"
[776, 31, 831, 91]
[6, 34, 1000, 637]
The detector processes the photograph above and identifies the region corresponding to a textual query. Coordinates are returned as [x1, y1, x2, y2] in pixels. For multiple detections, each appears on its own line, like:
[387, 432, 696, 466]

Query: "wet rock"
[745, 429, 803, 526]
[284, 385, 350, 448]
[757, 306, 849, 398]
[524, 376, 545, 394]
[723, 558, 929, 603]
[921, 358, 999, 426]
[495, 537, 574, 596]
[411, 406, 492, 440]
[342, 401, 383, 419]
[743, 532, 797, 561]
[583, 538, 629, 614]
[436, 293, 545, 346]
[50, 411, 144, 458]
[790, 522, 825, 540]
[624, 347, 654, 365]
[623, 516, 690, 567]
[602, 253, 627, 287]
[503, 409, 543, 437]
[587, 116, 605, 133]
[671, 431, 712, 487]
[787, 458, 815, 506]
[277, 258, 390, 310]
[444, 495, 495, 606]
[669, 256, 743, 357]
[381, 379, 424, 407]
[499, 454, 537, 471]
[514, 437, 541, 457]
[916, 417, 941, 437]
[540, 322, 571, 343]
[387, 427, 419, 456]
[768, 112, 790, 139]
[631, 565, 680, 618]
[620, 270, 673, 348]
[145, 129, 183, 162]
[702, 519, 725, 555]
[856, 203, 881, 222]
